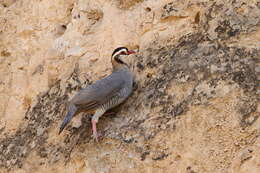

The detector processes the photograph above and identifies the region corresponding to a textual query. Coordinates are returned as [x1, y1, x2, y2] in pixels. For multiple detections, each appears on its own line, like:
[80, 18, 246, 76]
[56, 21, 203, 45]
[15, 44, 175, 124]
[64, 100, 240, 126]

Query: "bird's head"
[111, 47, 135, 69]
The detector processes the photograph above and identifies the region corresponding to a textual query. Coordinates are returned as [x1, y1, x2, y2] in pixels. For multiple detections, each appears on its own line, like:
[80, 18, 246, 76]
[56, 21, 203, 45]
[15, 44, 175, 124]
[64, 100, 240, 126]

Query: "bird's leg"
[91, 109, 105, 142]
[91, 119, 99, 142]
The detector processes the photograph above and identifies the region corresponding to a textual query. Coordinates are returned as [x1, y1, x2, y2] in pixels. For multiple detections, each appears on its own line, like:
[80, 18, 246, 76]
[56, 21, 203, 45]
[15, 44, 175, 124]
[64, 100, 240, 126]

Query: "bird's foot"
[92, 131, 103, 142]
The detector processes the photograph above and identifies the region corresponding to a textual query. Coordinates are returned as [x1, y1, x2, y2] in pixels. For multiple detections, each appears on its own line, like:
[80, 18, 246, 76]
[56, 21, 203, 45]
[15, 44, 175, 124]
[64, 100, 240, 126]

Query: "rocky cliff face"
[0, 0, 259, 173]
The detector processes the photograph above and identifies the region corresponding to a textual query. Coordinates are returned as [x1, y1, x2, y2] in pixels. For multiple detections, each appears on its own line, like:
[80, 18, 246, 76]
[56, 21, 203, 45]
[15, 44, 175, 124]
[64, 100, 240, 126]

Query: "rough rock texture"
[0, 0, 259, 173]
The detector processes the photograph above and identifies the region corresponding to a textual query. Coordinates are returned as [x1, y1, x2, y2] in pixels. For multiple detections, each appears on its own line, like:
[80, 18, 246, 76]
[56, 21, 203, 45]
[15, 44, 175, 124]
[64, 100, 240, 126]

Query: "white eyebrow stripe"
[112, 48, 127, 58]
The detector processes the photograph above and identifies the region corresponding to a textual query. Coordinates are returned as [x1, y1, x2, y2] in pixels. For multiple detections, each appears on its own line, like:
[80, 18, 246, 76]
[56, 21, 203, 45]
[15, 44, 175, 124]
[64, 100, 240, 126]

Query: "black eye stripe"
[112, 47, 128, 56]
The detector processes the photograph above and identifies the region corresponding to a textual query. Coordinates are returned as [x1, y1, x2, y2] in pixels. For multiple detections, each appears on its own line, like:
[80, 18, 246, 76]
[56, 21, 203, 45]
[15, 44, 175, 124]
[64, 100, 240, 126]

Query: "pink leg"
[91, 119, 99, 142]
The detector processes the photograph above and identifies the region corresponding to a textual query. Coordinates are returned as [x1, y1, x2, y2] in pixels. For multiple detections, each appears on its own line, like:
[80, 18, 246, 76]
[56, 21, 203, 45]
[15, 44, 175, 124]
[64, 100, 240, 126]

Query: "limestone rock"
[0, 0, 259, 173]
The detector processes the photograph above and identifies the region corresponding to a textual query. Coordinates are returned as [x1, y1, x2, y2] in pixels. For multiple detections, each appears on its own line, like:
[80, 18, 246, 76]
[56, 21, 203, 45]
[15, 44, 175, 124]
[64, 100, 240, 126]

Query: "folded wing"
[71, 72, 125, 111]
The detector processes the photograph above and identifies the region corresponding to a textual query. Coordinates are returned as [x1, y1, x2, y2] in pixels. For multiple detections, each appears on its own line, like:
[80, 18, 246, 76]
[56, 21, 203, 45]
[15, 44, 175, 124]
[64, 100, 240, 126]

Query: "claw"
[93, 132, 99, 142]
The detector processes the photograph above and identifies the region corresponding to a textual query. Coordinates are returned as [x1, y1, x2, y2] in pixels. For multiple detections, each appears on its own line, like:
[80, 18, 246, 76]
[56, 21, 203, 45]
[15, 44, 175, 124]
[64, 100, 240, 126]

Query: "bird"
[59, 47, 136, 142]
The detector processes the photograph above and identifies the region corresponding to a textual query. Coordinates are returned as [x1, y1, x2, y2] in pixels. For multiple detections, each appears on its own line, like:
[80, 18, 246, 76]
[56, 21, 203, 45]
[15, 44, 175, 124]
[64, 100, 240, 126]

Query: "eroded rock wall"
[0, 0, 259, 173]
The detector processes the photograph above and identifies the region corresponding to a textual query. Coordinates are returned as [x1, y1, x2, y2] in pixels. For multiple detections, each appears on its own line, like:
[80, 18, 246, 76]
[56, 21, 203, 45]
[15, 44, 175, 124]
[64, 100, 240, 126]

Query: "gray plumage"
[59, 66, 134, 134]
[72, 67, 133, 111]
[59, 47, 135, 140]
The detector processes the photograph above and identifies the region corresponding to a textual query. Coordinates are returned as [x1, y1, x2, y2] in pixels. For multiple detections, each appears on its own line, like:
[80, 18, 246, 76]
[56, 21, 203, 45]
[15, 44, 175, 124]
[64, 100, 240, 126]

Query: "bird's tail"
[59, 104, 77, 134]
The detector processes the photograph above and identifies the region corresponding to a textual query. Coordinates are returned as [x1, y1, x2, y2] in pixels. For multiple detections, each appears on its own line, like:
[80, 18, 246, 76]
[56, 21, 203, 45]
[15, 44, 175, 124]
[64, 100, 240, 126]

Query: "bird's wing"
[71, 72, 125, 110]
